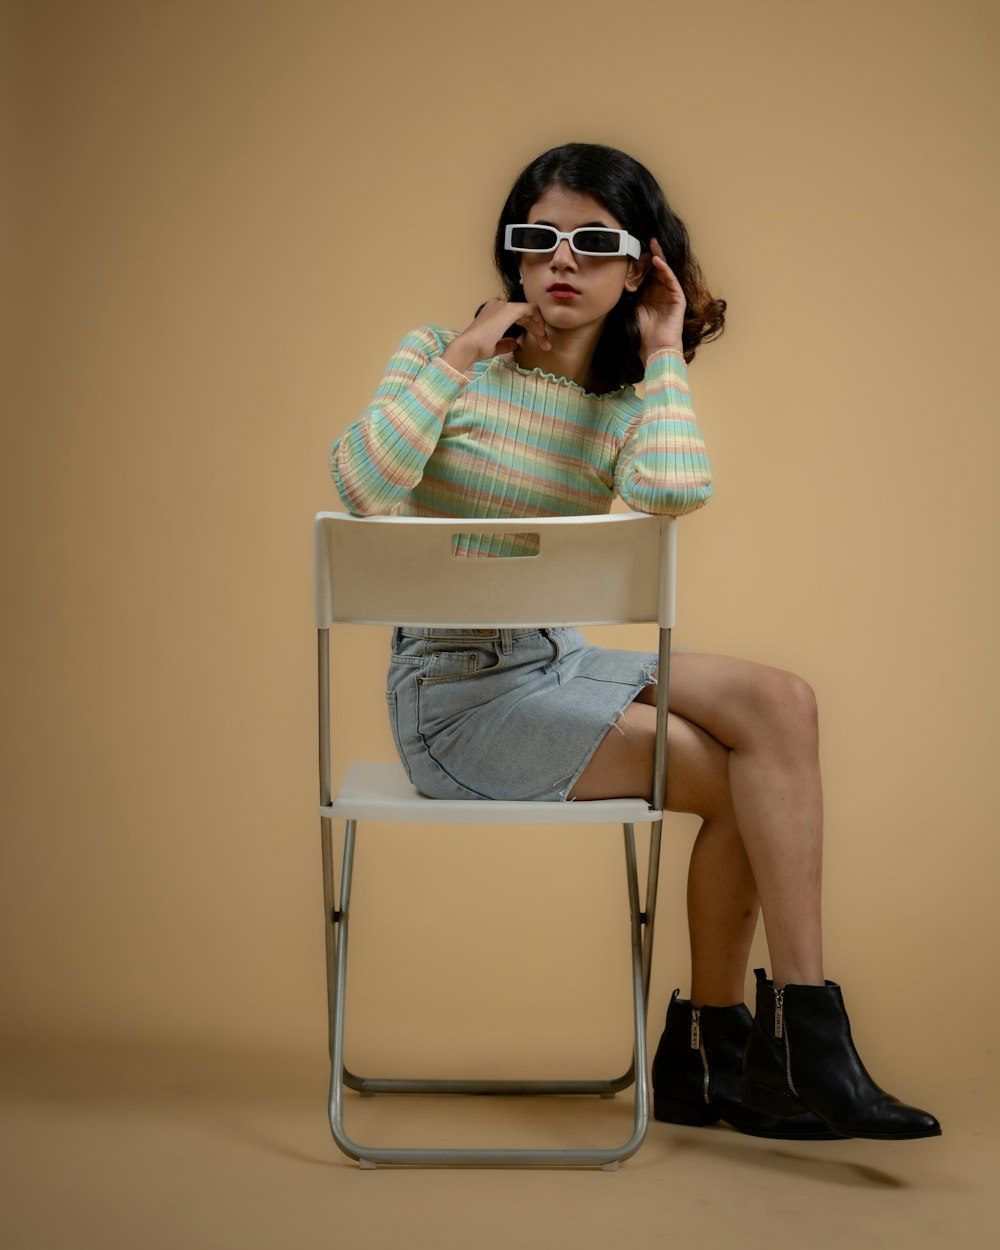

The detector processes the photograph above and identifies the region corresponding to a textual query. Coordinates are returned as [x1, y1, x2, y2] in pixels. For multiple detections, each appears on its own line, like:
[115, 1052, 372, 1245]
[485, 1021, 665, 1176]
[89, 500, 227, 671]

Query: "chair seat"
[322, 761, 661, 826]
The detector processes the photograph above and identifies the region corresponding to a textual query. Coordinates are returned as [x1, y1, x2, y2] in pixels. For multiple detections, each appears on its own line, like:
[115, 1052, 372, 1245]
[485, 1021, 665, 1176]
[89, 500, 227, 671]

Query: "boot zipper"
[773, 988, 798, 1097]
[784, 1033, 798, 1098]
[690, 1008, 710, 1104]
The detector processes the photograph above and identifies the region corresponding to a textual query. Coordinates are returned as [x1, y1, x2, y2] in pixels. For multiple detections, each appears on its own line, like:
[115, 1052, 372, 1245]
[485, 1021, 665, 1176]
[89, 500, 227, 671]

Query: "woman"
[330, 143, 939, 1142]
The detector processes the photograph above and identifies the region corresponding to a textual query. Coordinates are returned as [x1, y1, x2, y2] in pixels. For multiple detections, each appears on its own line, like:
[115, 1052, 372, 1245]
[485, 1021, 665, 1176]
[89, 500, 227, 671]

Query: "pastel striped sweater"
[330, 325, 712, 553]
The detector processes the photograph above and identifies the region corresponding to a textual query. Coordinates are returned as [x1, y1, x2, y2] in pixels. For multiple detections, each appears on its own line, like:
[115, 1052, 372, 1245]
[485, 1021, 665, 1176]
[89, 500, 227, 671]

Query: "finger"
[530, 314, 551, 350]
[650, 252, 683, 290]
[471, 298, 507, 330]
[648, 239, 680, 275]
[478, 300, 533, 345]
[488, 296, 525, 320]
[510, 306, 551, 349]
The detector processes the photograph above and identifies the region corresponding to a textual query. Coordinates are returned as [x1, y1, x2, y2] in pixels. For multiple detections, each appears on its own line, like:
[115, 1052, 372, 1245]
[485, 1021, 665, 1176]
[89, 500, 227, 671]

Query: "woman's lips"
[547, 284, 579, 299]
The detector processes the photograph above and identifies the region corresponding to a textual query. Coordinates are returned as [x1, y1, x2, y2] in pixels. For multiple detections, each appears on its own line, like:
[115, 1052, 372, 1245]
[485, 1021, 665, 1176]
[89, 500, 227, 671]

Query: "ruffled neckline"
[495, 353, 635, 401]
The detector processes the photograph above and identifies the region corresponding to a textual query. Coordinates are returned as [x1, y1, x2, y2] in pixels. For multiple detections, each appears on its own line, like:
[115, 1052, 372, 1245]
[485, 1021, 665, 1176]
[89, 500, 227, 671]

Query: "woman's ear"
[624, 255, 651, 293]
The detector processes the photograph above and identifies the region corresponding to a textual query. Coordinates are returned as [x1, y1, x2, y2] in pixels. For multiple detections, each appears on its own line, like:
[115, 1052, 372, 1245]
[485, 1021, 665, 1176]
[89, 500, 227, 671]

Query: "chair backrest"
[314, 513, 676, 630]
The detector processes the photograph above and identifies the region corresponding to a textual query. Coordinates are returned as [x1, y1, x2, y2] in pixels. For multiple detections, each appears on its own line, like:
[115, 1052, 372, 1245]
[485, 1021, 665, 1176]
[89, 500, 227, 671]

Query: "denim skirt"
[386, 626, 658, 802]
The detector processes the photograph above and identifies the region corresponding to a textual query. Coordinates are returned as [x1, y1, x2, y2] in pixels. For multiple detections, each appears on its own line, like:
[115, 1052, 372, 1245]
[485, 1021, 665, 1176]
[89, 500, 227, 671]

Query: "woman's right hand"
[441, 298, 551, 373]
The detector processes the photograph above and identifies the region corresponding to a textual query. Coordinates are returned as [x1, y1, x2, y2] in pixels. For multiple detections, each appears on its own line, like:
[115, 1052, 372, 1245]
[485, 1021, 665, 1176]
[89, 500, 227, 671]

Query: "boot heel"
[653, 1097, 719, 1127]
[741, 1080, 802, 1118]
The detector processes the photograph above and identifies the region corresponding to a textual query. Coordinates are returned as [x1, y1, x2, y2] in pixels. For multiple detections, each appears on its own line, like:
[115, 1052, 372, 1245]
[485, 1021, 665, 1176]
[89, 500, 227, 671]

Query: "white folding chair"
[315, 512, 676, 1168]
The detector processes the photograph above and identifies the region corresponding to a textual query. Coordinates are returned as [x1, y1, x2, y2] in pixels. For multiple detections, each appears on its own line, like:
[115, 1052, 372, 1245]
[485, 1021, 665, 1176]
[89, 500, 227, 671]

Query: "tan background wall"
[3, 0, 997, 1118]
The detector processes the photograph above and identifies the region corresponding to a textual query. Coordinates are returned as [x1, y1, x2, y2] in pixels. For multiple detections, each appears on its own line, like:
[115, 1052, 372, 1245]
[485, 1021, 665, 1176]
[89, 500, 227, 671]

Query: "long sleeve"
[330, 326, 468, 516]
[613, 347, 713, 516]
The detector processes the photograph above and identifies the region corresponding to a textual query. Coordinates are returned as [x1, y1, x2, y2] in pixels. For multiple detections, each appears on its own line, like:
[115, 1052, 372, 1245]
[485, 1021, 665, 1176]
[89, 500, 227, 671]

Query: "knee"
[751, 668, 819, 742]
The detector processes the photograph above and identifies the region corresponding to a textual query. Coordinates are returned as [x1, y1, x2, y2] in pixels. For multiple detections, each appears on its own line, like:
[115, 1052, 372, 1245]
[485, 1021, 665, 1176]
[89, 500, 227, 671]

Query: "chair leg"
[598, 819, 664, 1092]
[319, 814, 338, 1061]
[326, 821, 367, 1163]
[621, 822, 651, 1144]
[642, 819, 664, 1008]
[322, 817, 656, 1168]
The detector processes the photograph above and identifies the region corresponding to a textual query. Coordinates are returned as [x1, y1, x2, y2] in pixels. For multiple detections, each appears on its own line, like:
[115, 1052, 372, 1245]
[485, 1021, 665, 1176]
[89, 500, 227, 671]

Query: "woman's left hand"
[636, 239, 686, 361]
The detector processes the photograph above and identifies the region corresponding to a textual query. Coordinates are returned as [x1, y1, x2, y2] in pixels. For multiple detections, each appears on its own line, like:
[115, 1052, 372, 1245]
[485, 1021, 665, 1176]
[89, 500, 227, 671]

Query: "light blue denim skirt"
[386, 626, 658, 802]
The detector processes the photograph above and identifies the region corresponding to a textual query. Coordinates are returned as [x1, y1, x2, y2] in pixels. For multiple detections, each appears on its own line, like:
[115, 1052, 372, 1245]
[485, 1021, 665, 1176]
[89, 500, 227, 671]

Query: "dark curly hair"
[493, 143, 726, 391]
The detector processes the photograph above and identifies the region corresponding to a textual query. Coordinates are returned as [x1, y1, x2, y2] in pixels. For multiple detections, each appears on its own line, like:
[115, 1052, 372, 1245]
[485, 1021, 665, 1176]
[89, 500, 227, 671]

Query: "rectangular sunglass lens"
[573, 229, 621, 254]
[510, 225, 558, 251]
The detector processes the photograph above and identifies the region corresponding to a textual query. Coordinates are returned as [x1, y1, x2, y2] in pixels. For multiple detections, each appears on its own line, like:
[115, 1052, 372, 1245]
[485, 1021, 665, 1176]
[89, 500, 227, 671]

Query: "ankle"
[690, 975, 746, 1005]
[769, 960, 824, 989]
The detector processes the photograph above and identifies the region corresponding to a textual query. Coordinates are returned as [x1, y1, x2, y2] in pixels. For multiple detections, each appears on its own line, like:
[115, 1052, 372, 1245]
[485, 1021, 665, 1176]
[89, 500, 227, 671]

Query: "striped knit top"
[330, 325, 712, 554]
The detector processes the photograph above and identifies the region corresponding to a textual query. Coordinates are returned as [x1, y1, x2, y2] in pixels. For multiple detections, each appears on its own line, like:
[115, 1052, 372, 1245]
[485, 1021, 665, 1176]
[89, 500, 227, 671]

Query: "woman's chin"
[540, 307, 584, 332]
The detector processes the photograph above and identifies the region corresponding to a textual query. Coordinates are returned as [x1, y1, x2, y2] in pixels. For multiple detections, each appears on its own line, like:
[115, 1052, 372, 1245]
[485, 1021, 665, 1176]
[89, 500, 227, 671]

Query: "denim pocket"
[418, 644, 503, 686]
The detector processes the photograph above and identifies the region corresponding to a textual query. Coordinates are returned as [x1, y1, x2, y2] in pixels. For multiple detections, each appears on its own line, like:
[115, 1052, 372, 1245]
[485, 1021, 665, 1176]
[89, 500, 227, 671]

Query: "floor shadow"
[659, 1125, 910, 1188]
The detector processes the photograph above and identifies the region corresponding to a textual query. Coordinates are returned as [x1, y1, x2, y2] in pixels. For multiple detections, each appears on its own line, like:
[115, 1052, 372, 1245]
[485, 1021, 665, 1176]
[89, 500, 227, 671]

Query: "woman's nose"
[549, 239, 577, 268]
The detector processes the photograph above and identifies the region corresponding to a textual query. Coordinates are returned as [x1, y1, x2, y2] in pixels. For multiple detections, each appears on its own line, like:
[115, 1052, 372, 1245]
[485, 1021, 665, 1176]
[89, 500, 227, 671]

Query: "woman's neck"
[513, 323, 603, 391]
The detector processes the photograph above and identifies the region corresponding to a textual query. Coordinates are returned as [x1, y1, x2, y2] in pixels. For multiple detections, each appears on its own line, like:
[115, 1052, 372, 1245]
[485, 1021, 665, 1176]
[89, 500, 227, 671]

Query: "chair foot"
[358, 1158, 377, 1170]
[600, 1160, 620, 1172]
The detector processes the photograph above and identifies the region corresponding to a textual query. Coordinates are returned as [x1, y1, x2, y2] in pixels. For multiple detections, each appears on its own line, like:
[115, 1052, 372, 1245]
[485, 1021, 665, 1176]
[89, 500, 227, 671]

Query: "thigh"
[640, 652, 815, 751]
[569, 700, 731, 817]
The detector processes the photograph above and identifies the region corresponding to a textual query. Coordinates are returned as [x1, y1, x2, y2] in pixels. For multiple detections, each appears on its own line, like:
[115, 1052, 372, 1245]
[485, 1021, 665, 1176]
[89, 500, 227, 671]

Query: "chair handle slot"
[450, 531, 541, 558]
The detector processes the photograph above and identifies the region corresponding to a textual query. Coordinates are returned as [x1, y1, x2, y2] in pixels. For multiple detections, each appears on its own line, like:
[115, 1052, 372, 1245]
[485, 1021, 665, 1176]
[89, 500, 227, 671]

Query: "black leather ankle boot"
[651, 988, 840, 1139]
[741, 968, 941, 1140]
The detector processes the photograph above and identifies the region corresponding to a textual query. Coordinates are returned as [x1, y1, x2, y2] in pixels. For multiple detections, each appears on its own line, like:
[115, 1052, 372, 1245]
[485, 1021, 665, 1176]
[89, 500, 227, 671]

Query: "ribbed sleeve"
[613, 348, 713, 515]
[330, 327, 469, 515]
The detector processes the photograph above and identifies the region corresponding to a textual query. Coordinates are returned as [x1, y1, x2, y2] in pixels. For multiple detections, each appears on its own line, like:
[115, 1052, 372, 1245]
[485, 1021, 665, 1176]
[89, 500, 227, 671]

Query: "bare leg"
[570, 701, 759, 1004]
[571, 653, 824, 990]
[686, 815, 760, 1006]
[581, 658, 942, 1140]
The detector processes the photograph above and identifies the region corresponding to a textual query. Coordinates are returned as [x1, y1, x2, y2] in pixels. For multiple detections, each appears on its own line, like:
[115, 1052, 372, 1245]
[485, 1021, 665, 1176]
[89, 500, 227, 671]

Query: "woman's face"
[515, 185, 646, 332]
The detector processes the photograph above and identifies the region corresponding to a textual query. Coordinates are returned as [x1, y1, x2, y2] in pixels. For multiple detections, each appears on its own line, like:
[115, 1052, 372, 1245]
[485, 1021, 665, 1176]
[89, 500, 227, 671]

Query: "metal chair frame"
[315, 512, 676, 1168]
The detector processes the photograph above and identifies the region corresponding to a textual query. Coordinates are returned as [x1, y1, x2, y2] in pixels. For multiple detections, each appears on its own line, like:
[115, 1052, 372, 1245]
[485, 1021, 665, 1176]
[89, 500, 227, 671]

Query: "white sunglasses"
[504, 223, 642, 259]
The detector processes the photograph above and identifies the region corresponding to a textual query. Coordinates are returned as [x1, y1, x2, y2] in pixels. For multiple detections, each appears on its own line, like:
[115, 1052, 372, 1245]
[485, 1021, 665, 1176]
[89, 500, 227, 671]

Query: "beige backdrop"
[4, 0, 998, 1119]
